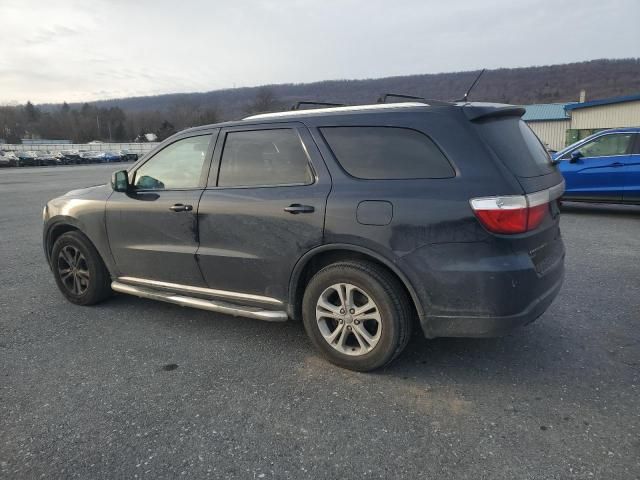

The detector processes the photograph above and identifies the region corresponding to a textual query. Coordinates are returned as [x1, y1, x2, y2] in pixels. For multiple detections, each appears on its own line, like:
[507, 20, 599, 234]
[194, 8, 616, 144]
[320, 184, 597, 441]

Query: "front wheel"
[302, 261, 413, 372]
[51, 231, 112, 305]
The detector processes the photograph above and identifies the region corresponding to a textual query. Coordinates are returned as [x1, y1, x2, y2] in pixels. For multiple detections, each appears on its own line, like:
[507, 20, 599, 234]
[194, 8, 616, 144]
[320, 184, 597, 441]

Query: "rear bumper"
[422, 271, 563, 337]
[400, 233, 565, 339]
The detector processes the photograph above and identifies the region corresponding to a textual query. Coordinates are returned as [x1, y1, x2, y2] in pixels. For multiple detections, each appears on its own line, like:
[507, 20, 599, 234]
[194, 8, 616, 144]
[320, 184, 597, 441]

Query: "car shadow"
[561, 201, 640, 217]
[102, 294, 569, 386]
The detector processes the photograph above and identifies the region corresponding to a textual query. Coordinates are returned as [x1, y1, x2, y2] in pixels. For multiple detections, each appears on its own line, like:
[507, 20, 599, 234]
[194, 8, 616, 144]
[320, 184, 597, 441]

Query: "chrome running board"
[111, 281, 288, 322]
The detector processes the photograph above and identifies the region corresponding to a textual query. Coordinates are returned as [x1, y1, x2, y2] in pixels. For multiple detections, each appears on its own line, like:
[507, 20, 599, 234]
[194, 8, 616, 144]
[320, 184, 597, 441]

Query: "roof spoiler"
[463, 104, 526, 121]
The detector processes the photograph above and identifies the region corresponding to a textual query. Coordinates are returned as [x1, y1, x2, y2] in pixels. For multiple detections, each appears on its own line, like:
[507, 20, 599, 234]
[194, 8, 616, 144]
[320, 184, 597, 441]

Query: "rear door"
[557, 132, 635, 202]
[196, 123, 331, 304]
[106, 130, 217, 285]
[622, 134, 640, 203]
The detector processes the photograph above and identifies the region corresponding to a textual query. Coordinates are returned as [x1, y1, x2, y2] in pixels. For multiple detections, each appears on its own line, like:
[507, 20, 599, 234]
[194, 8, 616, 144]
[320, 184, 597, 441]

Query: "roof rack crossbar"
[377, 93, 425, 103]
[291, 101, 346, 111]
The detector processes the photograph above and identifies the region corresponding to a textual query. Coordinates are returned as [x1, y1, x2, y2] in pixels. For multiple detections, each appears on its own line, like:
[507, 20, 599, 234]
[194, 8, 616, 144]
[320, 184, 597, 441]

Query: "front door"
[196, 123, 331, 304]
[106, 131, 217, 285]
[559, 132, 635, 202]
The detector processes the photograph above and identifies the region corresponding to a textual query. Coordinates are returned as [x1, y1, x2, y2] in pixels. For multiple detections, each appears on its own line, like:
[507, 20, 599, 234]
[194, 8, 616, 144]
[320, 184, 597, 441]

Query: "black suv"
[43, 102, 565, 371]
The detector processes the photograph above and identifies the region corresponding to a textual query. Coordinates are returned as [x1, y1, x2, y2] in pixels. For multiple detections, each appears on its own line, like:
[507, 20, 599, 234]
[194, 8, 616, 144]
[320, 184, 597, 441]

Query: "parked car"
[16, 151, 39, 167]
[553, 127, 640, 204]
[104, 151, 122, 163]
[38, 151, 58, 166]
[52, 150, 80, 165]
[43, 101, 565, 371]
[0, 151, 19, 167]
[119, 150, 138, 162]
[79, 151, 106, 163]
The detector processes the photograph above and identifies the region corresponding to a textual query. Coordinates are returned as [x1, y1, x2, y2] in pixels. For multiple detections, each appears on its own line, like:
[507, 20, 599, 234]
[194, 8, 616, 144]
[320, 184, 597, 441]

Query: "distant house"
[524, 93, 640, 150]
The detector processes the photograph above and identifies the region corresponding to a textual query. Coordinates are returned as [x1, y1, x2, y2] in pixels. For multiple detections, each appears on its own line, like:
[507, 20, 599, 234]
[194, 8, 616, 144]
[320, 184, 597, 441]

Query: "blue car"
[553, 127, 640, 204]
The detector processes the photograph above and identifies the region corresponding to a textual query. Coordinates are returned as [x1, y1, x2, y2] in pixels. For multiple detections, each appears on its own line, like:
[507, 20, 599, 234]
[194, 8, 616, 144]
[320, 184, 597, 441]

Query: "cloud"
[24, 25, 80, 45]
[1, 0, 639, 104]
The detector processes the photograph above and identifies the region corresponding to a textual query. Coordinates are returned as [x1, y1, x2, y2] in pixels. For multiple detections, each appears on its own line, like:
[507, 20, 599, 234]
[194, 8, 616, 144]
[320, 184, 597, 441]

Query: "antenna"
[456, 69, 486, 102]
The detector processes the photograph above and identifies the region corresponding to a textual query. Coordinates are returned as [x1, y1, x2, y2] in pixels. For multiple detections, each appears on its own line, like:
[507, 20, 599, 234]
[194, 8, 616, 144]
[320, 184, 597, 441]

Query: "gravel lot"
[1, 164, 639, 479]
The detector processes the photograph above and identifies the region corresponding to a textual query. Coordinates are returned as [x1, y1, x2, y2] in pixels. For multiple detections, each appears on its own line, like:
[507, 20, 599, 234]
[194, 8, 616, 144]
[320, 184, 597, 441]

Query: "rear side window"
[475, 118, 554, 178]
[320, 127, 454, 179]
[217, 129, 313, 187]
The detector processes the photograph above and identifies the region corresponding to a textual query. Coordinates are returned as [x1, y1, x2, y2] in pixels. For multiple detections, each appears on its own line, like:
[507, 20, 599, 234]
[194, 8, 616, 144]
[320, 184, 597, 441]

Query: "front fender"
[43, 188, 118, 277]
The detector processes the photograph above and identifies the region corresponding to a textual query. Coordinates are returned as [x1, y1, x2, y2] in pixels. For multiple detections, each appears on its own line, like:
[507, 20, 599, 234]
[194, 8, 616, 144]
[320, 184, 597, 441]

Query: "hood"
[63, 183, 112, 198]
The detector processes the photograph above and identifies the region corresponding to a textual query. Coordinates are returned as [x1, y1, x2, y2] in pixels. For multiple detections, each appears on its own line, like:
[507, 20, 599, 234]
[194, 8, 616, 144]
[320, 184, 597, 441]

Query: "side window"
[576, 134, 634, 158]
[320, 126, 454, 179]
[134, 134, 212, 190]
[217, 129, 313, 187]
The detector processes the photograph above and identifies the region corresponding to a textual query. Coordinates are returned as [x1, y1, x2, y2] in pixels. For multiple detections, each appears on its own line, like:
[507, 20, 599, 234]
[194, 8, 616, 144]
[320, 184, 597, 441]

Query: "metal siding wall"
[526, 120, 570, 151]
[570, 101, 640, 129]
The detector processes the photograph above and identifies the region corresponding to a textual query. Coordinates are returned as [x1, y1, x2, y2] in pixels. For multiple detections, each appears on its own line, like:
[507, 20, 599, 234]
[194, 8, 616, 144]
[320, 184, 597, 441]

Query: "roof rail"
[291, 101, 346, 110]
[377, 93, 452, 106]
[243, 102, 429, 120]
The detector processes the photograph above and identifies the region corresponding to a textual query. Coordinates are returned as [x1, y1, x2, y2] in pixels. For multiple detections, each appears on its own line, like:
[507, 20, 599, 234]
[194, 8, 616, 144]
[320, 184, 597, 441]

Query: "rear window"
[217, 129, 313, 187]
[475, 118, 554, 178]
[320, 126, 454, 180]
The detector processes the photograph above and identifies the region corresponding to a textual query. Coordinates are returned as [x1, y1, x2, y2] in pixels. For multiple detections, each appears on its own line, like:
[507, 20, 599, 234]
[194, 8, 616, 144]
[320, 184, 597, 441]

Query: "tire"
[302, 261, 413, 372]
[51, 231, 112, 306]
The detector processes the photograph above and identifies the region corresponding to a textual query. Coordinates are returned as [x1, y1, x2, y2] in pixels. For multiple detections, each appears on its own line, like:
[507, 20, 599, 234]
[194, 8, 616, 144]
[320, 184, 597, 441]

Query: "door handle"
[610, 162, 624, 167]
[284, 204, 315, 214]
[169, 203, 193, 212]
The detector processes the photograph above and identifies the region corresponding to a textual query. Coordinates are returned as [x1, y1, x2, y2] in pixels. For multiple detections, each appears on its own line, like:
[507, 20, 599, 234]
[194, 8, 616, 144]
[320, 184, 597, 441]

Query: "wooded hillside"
[3, 58, 639, 143]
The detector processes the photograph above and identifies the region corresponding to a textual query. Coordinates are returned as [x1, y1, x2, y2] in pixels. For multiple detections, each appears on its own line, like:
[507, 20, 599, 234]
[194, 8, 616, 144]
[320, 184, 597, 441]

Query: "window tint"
[475, 118, 553, 177]
[217, 129, 313, 187]
[576, 133, 634, 158]
[320, 127, 454, 179]
[134, 134, 212, 190]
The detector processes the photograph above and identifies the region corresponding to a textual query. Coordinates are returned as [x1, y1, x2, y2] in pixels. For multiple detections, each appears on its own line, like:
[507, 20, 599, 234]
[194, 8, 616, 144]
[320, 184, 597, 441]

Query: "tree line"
[2, 58, 639, 144]
[0, 100, 222, 144]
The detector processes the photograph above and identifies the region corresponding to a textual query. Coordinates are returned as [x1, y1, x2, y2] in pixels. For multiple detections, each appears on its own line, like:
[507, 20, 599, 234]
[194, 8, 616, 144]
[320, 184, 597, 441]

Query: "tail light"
[470, 182, 564, 235]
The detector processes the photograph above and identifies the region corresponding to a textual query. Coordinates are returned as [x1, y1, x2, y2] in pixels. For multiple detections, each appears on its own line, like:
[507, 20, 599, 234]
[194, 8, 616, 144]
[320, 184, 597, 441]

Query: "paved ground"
[1, 164, 639, 479]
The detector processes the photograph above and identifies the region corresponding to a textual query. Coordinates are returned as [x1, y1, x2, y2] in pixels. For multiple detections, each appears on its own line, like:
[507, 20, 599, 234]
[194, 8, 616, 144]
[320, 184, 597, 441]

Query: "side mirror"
[569, 150, 583, 163]
[111, 170, 130, 192]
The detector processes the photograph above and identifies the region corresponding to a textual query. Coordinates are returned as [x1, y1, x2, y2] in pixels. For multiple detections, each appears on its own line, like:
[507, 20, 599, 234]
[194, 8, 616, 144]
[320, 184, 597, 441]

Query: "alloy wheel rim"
[57, 245, 90, 295]
[315, 283, 382, 356]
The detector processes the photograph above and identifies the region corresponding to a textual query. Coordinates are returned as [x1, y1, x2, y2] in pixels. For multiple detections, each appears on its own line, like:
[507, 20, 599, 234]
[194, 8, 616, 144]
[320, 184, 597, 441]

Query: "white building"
[524, 93, 640, 151]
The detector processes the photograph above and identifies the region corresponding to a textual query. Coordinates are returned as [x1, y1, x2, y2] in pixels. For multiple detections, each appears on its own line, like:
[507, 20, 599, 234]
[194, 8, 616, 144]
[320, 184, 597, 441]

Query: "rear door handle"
[284, 204, 315, 214]
[169, 203, 193, 212]
[611, 162, 625, 167]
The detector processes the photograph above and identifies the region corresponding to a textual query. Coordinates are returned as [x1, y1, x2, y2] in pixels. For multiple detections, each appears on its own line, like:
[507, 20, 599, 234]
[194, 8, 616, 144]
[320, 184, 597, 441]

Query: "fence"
[0, 142, 159, 154]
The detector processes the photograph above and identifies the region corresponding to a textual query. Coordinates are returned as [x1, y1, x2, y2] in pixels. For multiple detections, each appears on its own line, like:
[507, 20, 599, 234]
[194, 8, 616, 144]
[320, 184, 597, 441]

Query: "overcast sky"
[1, 0, 639, 105]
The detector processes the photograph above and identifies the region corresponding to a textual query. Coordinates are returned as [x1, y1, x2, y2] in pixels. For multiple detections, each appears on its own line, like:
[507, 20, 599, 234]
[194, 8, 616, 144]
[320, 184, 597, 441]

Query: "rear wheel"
[302, 261, 413, 372]
[51, 231, 112, 305]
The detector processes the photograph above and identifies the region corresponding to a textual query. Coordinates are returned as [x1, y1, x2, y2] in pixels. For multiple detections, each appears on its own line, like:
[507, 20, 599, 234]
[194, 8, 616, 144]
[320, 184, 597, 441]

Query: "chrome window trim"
[559, 132, 636, 159]
[117, 276, 283, 306]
